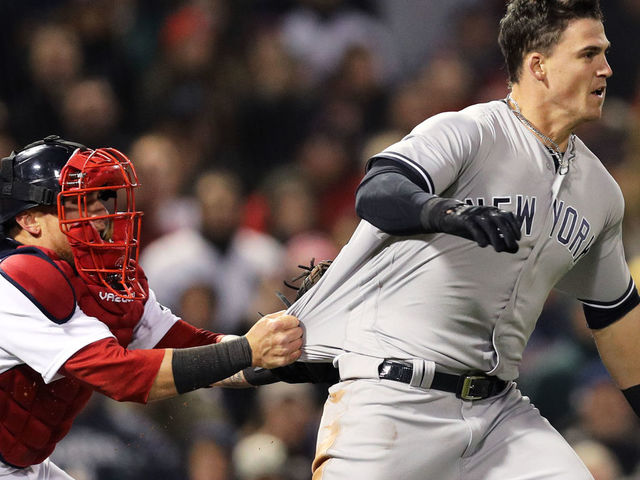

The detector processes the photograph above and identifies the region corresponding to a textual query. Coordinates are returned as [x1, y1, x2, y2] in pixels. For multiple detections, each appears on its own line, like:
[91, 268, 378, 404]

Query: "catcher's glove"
[277, 258, 332, 307]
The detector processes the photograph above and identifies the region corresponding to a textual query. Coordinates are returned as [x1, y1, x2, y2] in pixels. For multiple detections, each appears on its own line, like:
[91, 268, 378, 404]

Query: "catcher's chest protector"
[0, 365, 92, 468]
[0, 247, 149, 468]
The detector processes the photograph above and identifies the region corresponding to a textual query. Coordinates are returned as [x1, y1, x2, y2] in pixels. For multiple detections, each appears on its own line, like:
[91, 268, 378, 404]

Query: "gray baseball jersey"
[289, 99, 633, 381]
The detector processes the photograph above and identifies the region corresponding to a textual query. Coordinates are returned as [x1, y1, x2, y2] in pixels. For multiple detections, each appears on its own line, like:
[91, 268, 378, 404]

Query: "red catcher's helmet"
[57, 147, 145, 300]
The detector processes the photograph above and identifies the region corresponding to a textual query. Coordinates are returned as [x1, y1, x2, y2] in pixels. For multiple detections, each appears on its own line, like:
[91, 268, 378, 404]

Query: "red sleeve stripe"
[154, 319, 224, 349]
[60, 338, 165, 403]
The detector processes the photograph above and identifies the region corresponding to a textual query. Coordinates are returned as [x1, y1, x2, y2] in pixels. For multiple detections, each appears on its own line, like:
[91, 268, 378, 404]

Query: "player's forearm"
[146, 339, 262, 399]
[592, 306, 640, 389]
[147, 349, 178, 401]
[593, 305, 640, 418]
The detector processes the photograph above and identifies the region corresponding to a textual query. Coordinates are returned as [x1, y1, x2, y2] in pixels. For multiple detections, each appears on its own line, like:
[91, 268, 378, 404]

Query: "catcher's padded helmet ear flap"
[0, 135, 86, 225]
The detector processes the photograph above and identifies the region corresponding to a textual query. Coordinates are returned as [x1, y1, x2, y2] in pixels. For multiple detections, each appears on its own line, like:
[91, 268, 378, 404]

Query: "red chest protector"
[0, 246, 149, 468]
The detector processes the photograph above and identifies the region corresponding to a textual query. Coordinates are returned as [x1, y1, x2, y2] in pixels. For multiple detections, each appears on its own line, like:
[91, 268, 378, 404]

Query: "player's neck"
[507, 88, 573, 152]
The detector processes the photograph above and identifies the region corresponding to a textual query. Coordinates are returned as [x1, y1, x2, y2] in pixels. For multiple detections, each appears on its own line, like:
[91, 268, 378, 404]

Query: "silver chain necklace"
[506, 93, 574, 175]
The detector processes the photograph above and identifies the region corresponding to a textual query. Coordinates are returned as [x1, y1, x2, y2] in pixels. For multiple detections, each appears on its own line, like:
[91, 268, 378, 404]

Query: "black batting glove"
[421, 197, 522, 254]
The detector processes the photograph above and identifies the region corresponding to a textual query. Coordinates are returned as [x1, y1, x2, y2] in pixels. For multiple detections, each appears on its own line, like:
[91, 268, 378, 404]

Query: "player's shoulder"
[572, 136, 626, 220]
[0, 246, 76, 324]
[573, 136, 621, 190]
[412, 100, 505, 137]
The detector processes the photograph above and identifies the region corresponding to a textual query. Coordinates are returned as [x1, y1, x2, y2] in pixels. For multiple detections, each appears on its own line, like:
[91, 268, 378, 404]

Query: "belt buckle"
[458, 375, 487, 401]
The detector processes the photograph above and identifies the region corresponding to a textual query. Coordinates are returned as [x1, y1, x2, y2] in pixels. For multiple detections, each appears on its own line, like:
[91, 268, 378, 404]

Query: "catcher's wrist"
[172, 337, 253, 394]
[622, 384, 640, 418]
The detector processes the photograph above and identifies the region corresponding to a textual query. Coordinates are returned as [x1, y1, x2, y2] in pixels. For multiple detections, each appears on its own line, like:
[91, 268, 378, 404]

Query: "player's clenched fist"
[421, 197, 523, 254]
[244, 311, 303, 369]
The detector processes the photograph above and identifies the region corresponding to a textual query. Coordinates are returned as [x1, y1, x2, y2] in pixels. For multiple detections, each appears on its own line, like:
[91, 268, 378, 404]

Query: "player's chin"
[582, 104, 604, 122]
[588, 93, 606, 112]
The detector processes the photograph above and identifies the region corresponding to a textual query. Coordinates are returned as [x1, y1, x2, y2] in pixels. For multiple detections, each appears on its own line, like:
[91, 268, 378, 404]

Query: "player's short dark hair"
[498, 0, 603, 85]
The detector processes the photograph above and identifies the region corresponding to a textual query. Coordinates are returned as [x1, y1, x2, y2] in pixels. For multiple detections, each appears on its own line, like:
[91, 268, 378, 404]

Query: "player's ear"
[14, 210, 43, 236]
[525, 52, 546, 81]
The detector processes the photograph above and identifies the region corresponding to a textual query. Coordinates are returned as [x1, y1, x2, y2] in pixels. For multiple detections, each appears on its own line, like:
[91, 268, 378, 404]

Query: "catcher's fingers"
[267, 314, 300, 331]
[261, 336, 304, 368]
[246, 314, 302, 368]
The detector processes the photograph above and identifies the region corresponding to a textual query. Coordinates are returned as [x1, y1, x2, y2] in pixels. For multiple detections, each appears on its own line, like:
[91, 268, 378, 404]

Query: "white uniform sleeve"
[370, 110, 483, 195]
[0, 275, 114, 383]
[127, 288, 180, 350]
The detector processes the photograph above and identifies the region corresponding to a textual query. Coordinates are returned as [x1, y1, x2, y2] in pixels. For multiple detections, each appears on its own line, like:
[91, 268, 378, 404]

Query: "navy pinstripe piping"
[580, 277, 636, 309]
[372, 152, 435, 194]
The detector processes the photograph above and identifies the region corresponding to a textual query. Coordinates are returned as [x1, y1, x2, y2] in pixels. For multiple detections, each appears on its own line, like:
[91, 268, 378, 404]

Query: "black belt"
[378, 360, 508, 401]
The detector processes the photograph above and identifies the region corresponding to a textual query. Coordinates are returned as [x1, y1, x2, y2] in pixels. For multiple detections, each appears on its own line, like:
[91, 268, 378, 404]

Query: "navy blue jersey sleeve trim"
[367, 152, 435, 194]
[580, 277, 640, 329]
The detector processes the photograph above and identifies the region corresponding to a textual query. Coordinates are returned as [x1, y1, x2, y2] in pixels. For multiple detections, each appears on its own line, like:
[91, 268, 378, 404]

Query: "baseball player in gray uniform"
[280, 1, 640, 479]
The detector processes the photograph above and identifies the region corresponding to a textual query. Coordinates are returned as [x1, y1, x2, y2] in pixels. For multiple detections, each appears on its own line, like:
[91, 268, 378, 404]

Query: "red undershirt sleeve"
[154, 319, 224, 349]
[60, 337, 165, 403]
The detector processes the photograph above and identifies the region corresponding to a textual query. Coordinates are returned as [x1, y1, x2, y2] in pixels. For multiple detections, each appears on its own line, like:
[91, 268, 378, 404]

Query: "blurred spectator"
[129, 132, 199, 248]
[296, 131, 361, 232]
[137, 386, 231, 460]
[141, 169, 283, 333]
[9, 22, 83, 144]
[179, 284, 219, 331]
[249, 382, 321, 480]
[600, 1, 640, 100]
[138, 1, 219, 128]
[188, 422, 237, 480]
[451, 1, 504, 88]
[572, 440, 623, 480]
[280, 0, 400, 86]
[51, 395, 183, 480]
[415, 52, 474, 118]
[244, 169, 318, 242]
[61, 77, 127, 148]
[563, 362, 640, 476]
[0, 131, 18, 159]
[135, 0, 247, 175]
[235, 27, 316, 190]
[60, 0, 139, 124]
[316, 44, 389, 142]
[387, 79, 433, 134]
[518, 298, 597, 429]
[244, 131, 361, 242]
[374, 0, 481, 76]
[233, 432, 288, 480]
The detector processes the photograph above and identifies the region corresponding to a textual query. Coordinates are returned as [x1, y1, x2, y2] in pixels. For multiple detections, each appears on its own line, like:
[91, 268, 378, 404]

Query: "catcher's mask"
[58, 146, 145, 300]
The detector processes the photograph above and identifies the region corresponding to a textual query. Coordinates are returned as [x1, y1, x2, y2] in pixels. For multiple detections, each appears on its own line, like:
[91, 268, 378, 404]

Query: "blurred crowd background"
[1, 0, 640, 479]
